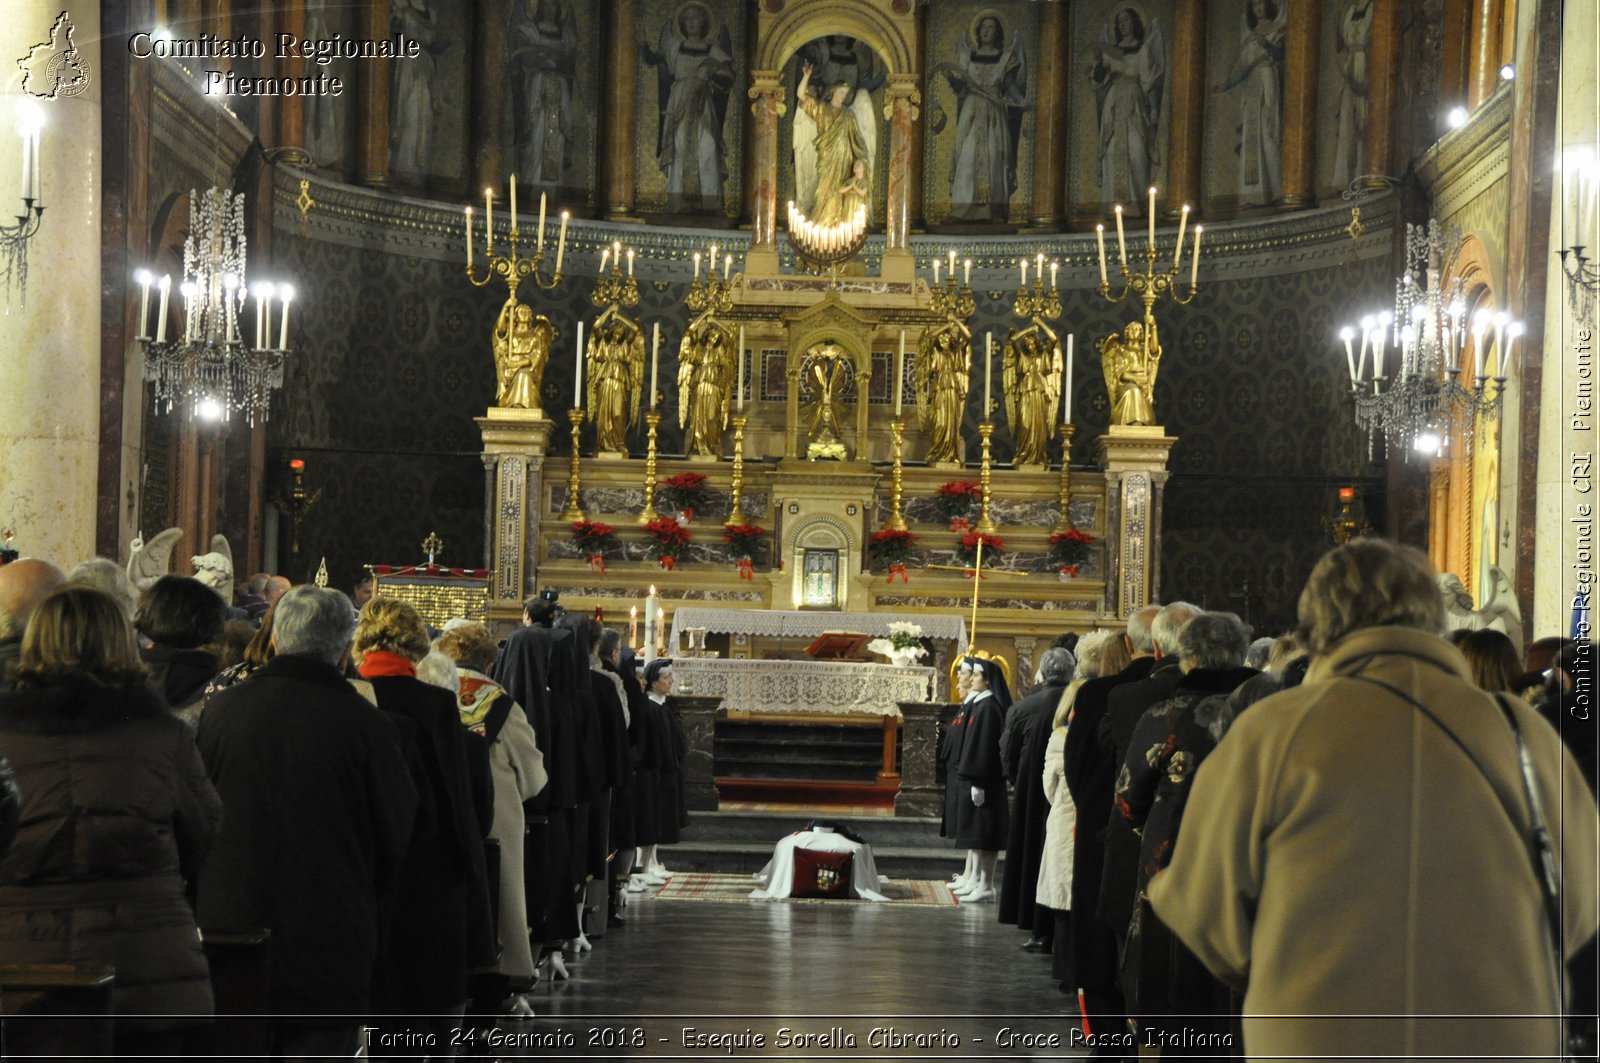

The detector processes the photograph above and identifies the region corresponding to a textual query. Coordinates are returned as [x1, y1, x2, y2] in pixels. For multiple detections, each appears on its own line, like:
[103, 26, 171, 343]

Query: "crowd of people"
[967, 539, 1598, 1058]
[0, 556, 688, 1057]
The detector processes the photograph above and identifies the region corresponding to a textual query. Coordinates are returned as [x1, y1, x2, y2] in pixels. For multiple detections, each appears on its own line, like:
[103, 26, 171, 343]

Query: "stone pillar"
[601, 0, 637, 219]
[893, 701, 947, 818]
[1029, 2, 1068, 229]
[882, 77, 921, 279]
[274, 1, 306, 151]
[476, 409, 554, 614]
[673, 695, 720, 811]
[1097, 426, 1177, 618]
[1277, 0, 1321, 209]
[470, 0, 507, 195]
[0, 3, 102, 566]
[1165, 0, 1207, 218]
[355, 0, 392, 188]
[745, 74, 784, 274]
[1466, 0, 1507, 109]
[1362, 0, 1400, 187]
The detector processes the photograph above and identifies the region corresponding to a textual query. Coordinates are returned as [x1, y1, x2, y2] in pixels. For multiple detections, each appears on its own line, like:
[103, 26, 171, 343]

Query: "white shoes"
[647, 862, 671, 877]
[573, 933, 592, 954]
[960, 886, 996, 903]
[544, 951, 571, 980]
[627, 874, 650, 893]
[503, 994, 535, 1019]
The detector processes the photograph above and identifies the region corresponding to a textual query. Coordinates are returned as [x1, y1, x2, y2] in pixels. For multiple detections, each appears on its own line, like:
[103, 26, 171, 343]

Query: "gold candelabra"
[558, 408, 586, 522]
[465, 183, 569, 345]
[1096, 198, 1201, 315]
[638, 410, 662, 525]
[688, 243, 736, 315]
[726, 415, 750, 527]
[591, 240, 641, 310]
[1012, 254, 1063, 320]
[930, 254, 977, 319]
[976, 420, 998, 535]
[881, 419, 908, 532]
[1053, 423, 1078, 534]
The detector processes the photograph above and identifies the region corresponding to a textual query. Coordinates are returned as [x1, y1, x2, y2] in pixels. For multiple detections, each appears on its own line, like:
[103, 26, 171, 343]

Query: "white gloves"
[971, 786, 985, 807]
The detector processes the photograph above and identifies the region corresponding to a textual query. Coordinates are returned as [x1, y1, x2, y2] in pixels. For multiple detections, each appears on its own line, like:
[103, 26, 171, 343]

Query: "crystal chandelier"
[1338, 220, 1521, 457]
[136, 187, 294, 425]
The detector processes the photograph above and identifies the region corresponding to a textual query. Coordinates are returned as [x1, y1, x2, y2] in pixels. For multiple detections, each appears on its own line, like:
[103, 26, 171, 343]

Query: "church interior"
[0, 0, 1596, 1055]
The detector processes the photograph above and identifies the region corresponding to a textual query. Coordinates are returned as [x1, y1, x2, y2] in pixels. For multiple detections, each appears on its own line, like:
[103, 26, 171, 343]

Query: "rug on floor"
[650, 872, 958, 908]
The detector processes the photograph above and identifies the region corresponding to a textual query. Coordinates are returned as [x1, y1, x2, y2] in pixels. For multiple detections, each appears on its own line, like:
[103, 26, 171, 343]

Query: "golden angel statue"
[1099, 316, 1162, 426]
[801, 342, 852, 460]
[915, 318, 972, 465]
[493, 297, 554, 409]
[587, 304, 645, 453]
[677, 310, 736, 456]
[1003, 318, 1063, 466]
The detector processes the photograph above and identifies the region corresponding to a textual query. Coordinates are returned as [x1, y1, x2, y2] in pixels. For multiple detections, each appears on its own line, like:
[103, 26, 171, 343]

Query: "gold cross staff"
[924, 537, 1025, 643]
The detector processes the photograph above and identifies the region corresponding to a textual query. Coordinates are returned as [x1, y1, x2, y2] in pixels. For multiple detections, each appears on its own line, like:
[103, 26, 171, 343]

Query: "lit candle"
[464, 206, 473, 271]
[537, 191, 547, 251]
[509, 177, 518, 234]
[1357, 316, 1373, 380]
[251, 283, 265, 349]
[19, 123, 30, 202]
[627, 248, 635, 277]
[1114, 204, 1127, 268]
[484, 188, 494, 253]
[278, 284, 294, 349]
[1020, 258, 1028, 287]
[963, 259, 971, 286]
[932, 258, 941, 285]
[1036, 252, 1045, 282]
[895, 330, 905, 417]
[657, 607, 666, 654]
[724, 253, 731, 278]
[1493, 313, 1508, 377]
[224, 274, 239, 343]
[600, 247, 610, 275]
[156, 274, 171, 343]
[1050, 261, 1058, 289]
[1472, 326, 1486, 378]
[693, 253, 702, 280]
[1189, 226, 1202, 288]
[630, 605, 638, 647]
[710, 244, 719, 275]
[1174, 205, 1190, 270]
[30, 125, 38, 201]
[1064, 334, 1074, 425]
[555, 212, 570, 274]
[1148, 186, 1157, 249]
[1096, 224, 1109, 286]
[984, 332, 992, 416]
[179, 281, 195, 341]
[644, 585, 660, 663]
[1503, 322, 1523, 378]
[651, 322, 661, 408]
[948, 250, 957, 279]
[574, 320, 585, 408]
[737, 325, 745, 411]
[136, 270, 152, 339]
[1340, 327, 1357, 382]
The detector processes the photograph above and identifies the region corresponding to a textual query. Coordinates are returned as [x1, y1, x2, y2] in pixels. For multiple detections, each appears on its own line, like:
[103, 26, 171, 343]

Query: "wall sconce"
[1557, 147, 1599, 325]
[1, 99, 45, 302]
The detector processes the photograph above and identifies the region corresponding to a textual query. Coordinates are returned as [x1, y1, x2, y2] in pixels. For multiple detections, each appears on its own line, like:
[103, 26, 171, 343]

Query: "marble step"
[713, 757, 880, 782]
[679, 809, 944, 848]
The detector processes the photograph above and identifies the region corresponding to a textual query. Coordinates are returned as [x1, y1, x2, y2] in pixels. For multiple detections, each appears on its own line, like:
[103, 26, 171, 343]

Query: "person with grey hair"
[999, 644, 1077, 942]
[1113, 611, 1256, 1038]
[1151, 540, 1600, 1059]
[1243, 635, 1275, 671]
[195, 585, 418, 1059]
[66, 557, 137, 619]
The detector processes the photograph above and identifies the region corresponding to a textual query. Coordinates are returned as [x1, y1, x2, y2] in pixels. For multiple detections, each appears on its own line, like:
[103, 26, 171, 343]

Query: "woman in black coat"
[998, 647, 1075, 939]
[135, 574, 225, 725]
[0, 586, 221, 1054]
[354, 598, 494, 1034]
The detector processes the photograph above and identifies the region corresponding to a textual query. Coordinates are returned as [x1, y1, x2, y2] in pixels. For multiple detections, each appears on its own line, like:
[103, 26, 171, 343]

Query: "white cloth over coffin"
[750, 827, 889, 902]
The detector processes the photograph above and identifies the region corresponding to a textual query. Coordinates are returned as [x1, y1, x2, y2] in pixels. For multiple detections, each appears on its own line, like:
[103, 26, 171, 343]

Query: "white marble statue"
[126, 527, 183, 595]
[1440, 568, 1524, 658]
[191, 535, 235, 604]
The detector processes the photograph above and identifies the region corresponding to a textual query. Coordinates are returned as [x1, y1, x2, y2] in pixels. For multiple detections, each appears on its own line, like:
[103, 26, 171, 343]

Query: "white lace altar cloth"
[669, 658, 933, 718]
[667, 607, 968, 657]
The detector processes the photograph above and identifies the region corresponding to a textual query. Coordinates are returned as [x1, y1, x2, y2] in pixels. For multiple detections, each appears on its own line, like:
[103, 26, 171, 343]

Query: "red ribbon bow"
[658, 556, 677, 571]
[1059, 565, 1079, 578]
[734, 557, 754, 580]
[587, 554, 606, 574]
[884, 563, 909, 584]
[950, 517, 969, 533]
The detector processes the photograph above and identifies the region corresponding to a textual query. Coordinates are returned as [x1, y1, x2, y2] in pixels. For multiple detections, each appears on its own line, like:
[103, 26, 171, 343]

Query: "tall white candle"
[1341, 328, 1357, 382]
[932, 258, 941, 285]
[644, 586, 660, 664]
[650, 322, 661, 408]
[737, 326, 745, 411]
[693, 253, 701, 280]
[1096, 224, 1109, 286]
[136, 271, 151, 339]
[252, 285, 265, 349]
[19, 129, 29, 202]
[1020, 258, 1028, 287]
[484, 188, 494, 252]
[278, 285, 293, 349]
[948, 249, 957, 279]
[984, 332, 992, 416]
[1148, 186, 1157, 249]
[1503, 322, 1523, 378]
[1036, 252, 1045, 281]
[895, 330, 905, 417]
[555, 212, 570, 274]
[1189, 227, 1203, 288]
[509, 177, 518, 234]
[30, 127, 39, 201]
[1493, 314, 1507, 377]
[1114, 204, 1128, 268]
[1174, 205, 1190, 270]
[574, 321, 585, 408]
[963, 259, 972, 286]
[724, 253, 731, 278]
[465, 207, 473, 271]
[1064, 334, 1074, 424]
[156, 274, 171, 343]
[537, 191, 547, 251]
[627, 248, 635, 277]
[599, 248, 609, 275]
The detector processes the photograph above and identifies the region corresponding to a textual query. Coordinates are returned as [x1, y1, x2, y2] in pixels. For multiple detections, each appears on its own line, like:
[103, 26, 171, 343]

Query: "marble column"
[476, 409, 554, 614]
[882, 77, 921, 278]
[1466, 0, 1507, 109]
[355, 0, 392, 188]
[1029, 2, 1068, 229]
[893, 701, 947, 818]
[674, 695, 721, 812]
[1362, 0, 1400, 187]
[1165, 0, 1207, 218]
[275, 0, 306, 150]
[745, 74, 784, 274]
[0, 3, 102, 567]
[1097, 426, 1177, 617]
[470, 0, 507, 194]
[1277, 0, 1321, 209]
[601, 0, 637, 219]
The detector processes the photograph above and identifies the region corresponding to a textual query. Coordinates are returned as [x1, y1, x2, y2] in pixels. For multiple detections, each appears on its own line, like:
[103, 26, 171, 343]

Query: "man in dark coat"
[999, 647, 1075, 941]
[197, 586, 417, 1058]
[0, 558, 62, 681]
[1062, 603, 1159, 1053]
[1095, 602, 1200, 949]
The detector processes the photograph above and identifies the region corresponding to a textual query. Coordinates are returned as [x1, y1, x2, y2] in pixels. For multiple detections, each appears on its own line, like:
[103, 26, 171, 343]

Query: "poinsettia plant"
[659, 472, 709, 522]
[955, 530, 1005, 566]
[722, 523, 766, 577]
[1048, 527, 1096, 577]
[870, 528, 917, 582]
[643, 516, 692, 570]
[936, 480, 983, 529]
[571, 520, 618, 573]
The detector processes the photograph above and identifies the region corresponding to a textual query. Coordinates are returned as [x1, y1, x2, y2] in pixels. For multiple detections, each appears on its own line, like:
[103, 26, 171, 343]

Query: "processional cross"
[923, 537, 1025, 643]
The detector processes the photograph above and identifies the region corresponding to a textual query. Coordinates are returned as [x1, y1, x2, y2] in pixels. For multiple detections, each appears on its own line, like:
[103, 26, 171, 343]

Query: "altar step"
[658, 810, 1000, 883]
[713, 718, 895, 784]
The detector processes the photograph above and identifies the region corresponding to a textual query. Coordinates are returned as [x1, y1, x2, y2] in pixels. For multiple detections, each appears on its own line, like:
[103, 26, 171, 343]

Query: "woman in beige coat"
[1151, 540, 1599, 1060]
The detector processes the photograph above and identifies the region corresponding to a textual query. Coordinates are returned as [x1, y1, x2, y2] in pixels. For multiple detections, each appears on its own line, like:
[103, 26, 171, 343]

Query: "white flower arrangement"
[867, 621, 927, 664]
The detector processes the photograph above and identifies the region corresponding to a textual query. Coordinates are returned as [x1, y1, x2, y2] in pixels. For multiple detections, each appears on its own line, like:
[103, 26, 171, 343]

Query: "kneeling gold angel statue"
[493, 298, 554, 410]
[1099, 316, 1162, 427]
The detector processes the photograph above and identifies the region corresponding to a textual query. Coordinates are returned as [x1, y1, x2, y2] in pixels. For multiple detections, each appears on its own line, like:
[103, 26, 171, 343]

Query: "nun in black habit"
[954, 654, 1011, 902]
[942, 663, 977, 891]
[634, 659, 688, 882]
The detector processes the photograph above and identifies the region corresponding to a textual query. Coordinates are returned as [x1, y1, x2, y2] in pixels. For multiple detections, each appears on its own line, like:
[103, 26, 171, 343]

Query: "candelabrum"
[976, 421, 998, 535]
[638, 410, 662, 525]
[1, 105, 44, 302]
[1096, 200, 1201, 317]
[591, 240, 641, 311]
[1053, 423, 1077, 535]
[1559, 246, 1599, 325]
[1012, 255, 1063, 320]
[687, 241, 736, 316]
[465, 184, 568, 344]
[881, 419, 908, 532]
[929, 254, 977, 320]
[726, 415, 750, 527]
[785, 201, 869, 279]
[558, 409, 586, 522]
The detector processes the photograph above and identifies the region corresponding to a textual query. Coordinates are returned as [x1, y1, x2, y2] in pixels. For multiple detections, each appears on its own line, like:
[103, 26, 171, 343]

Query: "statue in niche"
[304, 0, 344, 165]
[792, 37, 879, 227]
[801, 343, 852, 461]
[915, 318, 973, 465]
[1089, 7, 1165, 210]
[643, 1, 735, 214]
[932, 11, 1028, 222]
[1003, 318, 1063, 466]
[493, 298, 554, 410]
[510, 0, 578, 186]
[587, 305, 645, 453]
[1099, 317, 1162, 427]
[677, 311, 736, 456]
[1331, 0, 1372, 188]
[389, 0, 447, 177]
[1216, 0, 1287, 205]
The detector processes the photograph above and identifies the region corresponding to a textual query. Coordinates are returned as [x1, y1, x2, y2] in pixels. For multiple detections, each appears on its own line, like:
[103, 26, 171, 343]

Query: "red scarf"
[357, 649, 417, 679]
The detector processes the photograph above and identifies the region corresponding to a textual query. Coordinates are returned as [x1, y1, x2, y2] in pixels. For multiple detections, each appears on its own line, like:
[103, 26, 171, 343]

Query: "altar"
[667, 607, 968, 660]
[669, 657, 934, 719]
